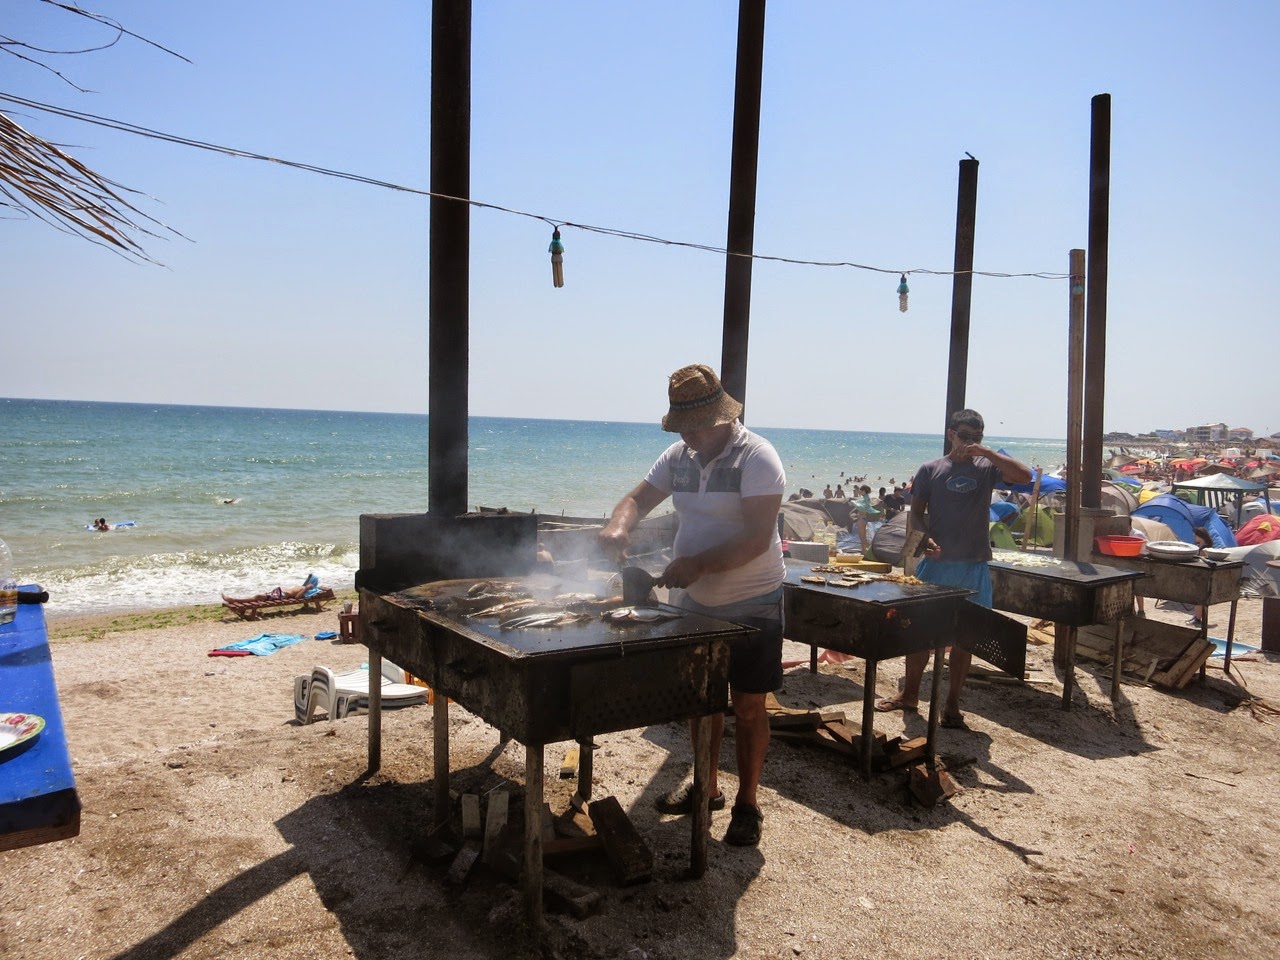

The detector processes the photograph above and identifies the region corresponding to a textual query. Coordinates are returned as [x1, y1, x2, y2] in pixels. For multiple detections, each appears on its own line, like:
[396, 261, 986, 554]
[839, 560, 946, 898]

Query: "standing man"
[874, 409, 1031, 728]
[598, 363, 786, 847]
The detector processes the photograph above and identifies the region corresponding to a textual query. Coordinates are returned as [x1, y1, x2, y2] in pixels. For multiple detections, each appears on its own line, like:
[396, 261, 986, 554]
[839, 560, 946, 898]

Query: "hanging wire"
[0, 93, 1071, 281]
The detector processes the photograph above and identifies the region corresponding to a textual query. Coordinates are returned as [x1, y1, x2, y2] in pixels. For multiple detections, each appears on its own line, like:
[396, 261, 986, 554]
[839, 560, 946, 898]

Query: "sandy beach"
[3, 592, 1279, 960]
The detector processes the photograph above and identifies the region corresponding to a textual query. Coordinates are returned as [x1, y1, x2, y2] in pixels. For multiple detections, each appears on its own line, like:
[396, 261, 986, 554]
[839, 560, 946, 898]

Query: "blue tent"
[1132, 494, 1237, 547]
[996, 468, 1067, 495]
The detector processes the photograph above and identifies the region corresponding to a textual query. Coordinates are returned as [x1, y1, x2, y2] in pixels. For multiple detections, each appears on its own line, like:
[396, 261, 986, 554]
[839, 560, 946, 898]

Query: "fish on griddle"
[467, 597, 544, 619]
[500, 610, 592, 630]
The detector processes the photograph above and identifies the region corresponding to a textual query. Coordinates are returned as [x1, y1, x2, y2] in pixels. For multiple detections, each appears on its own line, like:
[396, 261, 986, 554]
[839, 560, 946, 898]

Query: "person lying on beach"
[223, 574, 323, 603]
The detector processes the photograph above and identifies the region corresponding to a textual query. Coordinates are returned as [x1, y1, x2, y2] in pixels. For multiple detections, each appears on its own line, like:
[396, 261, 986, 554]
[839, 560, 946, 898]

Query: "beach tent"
[989, 501, 1019, 523]
[1215, 541, 1280, 598]
[1131, 494, 1237, 547]
[870, 512, 909, 566]
[996, 465, 1067, 495]
[1235, 513, 1280, 546]
[779, 501, 838, 543]
[1016, 503, 1057, 547]
[1129, 516, 1179, 543]
[988, 521, 1019, 551]
[1099, 481, 1139, 516]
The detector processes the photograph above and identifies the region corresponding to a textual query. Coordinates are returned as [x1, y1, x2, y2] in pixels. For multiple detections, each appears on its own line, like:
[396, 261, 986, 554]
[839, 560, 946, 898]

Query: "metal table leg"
[1110, 619, 1125, 702]
[690, 715, 712, 877]
[1223, 598, 1239, 674]
[859, 659, 878, 780]
[1062, 625, 1077, 710]
[523, 745, 545, 928]
[432, 681, 450, 829]
[925, 645, 944, 763]
[576, 737, 594, 801]
[368, 647, 383, 771]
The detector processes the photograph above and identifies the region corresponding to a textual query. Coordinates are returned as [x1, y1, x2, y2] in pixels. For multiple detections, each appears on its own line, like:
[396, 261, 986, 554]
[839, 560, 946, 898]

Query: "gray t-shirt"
[912, 455, 1000, 562]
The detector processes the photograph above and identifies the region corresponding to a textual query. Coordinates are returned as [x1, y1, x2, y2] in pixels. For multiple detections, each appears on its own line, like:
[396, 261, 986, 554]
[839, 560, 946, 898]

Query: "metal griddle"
[781, 559, 974, 779]
[988, 552, 1144, 707]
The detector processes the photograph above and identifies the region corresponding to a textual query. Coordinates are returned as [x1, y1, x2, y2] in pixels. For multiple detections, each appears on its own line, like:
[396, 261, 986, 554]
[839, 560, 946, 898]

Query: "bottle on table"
[0, 537, 16, 625]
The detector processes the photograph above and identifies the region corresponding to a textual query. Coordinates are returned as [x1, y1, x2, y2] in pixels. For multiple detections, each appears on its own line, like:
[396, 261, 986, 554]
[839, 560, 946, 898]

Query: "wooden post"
[719, 0, 767, 421]
[1064, 249, 1087, 560]
[1082, 94, 1112, 512]
[428, 0, 471, 516]
[943, 156, 980, 450]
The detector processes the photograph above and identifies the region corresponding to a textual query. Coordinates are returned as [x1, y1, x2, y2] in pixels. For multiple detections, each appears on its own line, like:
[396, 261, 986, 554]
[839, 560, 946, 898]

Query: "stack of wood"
[763, 693, 929, 773]
[1075, 618, 1214, 689]
[437, 776, 662, 918]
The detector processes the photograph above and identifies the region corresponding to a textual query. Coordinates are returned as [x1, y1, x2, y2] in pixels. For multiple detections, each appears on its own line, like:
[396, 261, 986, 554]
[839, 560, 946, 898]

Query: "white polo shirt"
[645, 421, 786, 606]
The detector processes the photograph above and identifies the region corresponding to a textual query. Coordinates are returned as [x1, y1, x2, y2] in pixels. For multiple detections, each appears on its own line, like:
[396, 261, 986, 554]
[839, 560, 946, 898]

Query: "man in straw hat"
[599, 363, 786, 847]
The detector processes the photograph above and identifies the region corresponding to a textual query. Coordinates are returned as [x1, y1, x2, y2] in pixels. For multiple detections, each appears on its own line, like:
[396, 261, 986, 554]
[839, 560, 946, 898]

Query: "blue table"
[0, 587, 81, 851]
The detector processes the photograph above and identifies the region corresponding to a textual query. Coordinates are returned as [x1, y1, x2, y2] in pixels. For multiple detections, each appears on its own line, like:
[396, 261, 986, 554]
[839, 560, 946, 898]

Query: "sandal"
[654, 782, 726, 815]
[724, 803, 763, 847]
[874, 697, 918, 713]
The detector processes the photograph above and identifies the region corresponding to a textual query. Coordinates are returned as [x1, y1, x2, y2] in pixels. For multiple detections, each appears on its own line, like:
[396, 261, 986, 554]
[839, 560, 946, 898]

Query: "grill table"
[781, 560, 973, 779]
[988, 554, 1143, 707]
[0, 587, 80, 852]
[1089, 553, 1244, 672]
[359, 576, 754, 926]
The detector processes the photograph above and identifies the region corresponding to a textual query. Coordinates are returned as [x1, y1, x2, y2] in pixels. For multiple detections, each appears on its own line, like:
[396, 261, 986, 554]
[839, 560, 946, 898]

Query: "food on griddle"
[602, 605, 681, 623]
[553, 592, 600, 604]
[800, 575, 828, 584]
[467, 597, 543, 618]
[566, 596, 627, 614]
[500, 610, 592, 630]
[883, 573, 923, 585]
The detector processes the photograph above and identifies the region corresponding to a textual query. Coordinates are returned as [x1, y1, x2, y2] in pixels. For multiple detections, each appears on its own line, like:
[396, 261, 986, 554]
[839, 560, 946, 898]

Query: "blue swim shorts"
[915, 558, 993, 608]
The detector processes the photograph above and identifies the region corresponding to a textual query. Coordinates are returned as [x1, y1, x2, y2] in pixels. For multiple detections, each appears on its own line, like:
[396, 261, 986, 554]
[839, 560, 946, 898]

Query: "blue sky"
[5, 1, 1278, 438]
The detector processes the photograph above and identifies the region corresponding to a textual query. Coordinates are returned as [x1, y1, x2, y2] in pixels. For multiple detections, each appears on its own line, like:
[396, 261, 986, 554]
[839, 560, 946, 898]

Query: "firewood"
[588, 795, 653, 884]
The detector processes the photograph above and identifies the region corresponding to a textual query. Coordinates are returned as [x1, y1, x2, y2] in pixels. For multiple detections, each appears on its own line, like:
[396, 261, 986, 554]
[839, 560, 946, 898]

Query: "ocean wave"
[30, 541, 359, 616]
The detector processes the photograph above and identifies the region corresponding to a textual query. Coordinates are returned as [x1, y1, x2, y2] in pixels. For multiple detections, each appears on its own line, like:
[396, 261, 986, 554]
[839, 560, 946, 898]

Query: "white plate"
[1202, 548, 1232, 561]
[0, 712, 45, 755]
[1146, 540, 1200, 560]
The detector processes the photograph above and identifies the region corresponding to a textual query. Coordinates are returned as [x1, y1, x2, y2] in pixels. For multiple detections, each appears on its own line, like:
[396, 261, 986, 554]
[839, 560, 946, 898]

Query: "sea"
[0, 398, 1068, 616]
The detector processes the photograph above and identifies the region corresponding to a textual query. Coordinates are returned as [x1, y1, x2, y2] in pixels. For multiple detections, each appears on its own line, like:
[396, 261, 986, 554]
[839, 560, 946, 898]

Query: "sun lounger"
[222, 587, 335, 620]
[293, 661, 429, 724]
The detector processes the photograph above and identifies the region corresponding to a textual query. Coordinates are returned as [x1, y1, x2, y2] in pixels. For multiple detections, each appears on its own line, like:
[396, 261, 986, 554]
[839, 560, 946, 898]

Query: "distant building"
[1228, 426, 1254, 440]
[1185, 422, 1228, 442]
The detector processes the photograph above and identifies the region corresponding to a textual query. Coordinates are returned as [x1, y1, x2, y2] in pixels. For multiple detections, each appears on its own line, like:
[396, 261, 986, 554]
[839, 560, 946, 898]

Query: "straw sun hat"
[661, 363, 743, 433]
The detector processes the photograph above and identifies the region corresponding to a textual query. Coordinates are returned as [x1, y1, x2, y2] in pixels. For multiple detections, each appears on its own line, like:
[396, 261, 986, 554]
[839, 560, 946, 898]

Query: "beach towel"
[209, 633, 309, 657]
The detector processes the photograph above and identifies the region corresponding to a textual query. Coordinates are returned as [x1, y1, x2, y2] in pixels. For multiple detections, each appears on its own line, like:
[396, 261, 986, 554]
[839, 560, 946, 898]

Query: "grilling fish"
[500, 610, 591, 630]
[467, 598, 543, 619]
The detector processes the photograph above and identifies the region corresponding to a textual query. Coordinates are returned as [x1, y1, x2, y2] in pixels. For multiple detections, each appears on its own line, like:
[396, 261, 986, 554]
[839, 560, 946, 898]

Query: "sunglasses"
[953, 429, 984, 443]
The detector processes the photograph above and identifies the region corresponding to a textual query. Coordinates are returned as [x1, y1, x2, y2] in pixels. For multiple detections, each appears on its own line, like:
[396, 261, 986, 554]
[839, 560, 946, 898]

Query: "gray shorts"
[669, 586, 784, 694]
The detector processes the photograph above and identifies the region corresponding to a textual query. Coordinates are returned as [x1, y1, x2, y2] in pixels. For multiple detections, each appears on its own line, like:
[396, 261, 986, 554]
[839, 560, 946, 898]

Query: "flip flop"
[874, 698, 918, 713]
[941, 713, 969, 730]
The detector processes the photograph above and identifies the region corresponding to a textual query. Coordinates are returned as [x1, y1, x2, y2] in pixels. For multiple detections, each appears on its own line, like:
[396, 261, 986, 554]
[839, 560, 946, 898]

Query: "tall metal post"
[719, 0, 767, 422]
[942, 157, 979, 454]
[1081, 93, 1111, 510]
[428, 0, 472, 516]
